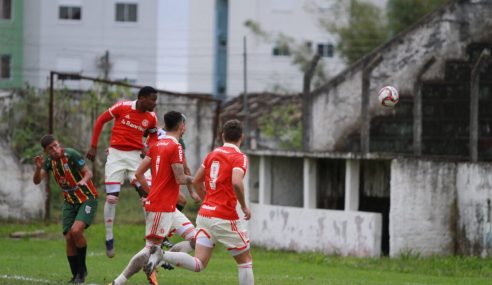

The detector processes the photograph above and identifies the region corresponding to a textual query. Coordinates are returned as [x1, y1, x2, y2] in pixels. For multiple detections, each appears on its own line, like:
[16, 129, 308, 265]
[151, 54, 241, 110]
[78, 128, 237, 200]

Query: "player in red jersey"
[86, 86, 158, 258]
[109, 111, 193, 285]
[145, 119, 254, 285]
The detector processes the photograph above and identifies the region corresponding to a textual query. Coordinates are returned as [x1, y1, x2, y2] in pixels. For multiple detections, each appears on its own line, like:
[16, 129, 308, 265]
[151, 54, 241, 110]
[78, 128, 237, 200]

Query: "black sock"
[76, 246, 87, 276]
[67, 255, 78, 278]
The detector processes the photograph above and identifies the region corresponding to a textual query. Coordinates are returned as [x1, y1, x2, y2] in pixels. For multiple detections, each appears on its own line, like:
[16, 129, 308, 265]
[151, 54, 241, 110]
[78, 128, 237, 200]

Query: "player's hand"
[86, 147, 97, 162]
[77, 180, 88, 187]
[34, 155, 44, 169]
[190, 191, 201, 202]
[140, 145, 149, 159]
[241, 206, 251, 221]
[140, 197, 147, 207]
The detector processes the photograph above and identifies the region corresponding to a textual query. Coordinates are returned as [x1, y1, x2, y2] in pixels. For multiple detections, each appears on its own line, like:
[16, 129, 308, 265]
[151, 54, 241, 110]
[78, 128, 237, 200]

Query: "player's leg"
[62, 202, 78, 283]
[111, 211, 172, 285]
[70, 198, 98, 283]
[233, 250, 254, 285]
[104, 148, 128, 257]
[167, 210, 196, 253]
[218, 219, 254, 285]
[156, 215, 214, 272]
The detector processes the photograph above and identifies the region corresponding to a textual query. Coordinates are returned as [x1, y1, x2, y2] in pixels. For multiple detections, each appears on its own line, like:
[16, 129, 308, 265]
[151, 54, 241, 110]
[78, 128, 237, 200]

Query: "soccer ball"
[378, 86, 399, 107]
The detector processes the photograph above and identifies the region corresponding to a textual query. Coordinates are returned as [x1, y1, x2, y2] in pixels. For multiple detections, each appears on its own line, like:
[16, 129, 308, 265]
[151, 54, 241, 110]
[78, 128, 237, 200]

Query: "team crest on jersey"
[142, 119, 149, 127]
[85, 205, 91, 214]
[64, 163, 70, 170]
[125, 114, 130, 119]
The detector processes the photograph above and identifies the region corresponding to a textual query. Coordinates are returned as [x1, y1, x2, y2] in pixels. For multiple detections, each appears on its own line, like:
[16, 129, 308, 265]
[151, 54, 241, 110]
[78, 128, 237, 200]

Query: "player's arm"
[232, 168, 251, 220]
[183, 158, 201, 202]
[192, 166, 206, 200]
[171, 163, 193, 185]
[77, 165, 93, 187]
[135, 157, 152, 194]
[86, 110, 113, 161]
[32, 155, 47, 184]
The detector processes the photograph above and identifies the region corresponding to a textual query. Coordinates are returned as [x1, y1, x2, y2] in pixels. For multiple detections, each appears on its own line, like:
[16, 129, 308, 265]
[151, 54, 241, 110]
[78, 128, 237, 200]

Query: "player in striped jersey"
[33, 135, 98, 284]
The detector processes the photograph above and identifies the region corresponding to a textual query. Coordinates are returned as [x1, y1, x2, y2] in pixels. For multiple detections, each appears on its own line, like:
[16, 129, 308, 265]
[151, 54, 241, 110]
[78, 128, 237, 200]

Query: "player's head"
[137, 86, 157, 112]
[164, 111, 186, 135]
[222, 119, 243, 144]
[40, 134, 63, 159]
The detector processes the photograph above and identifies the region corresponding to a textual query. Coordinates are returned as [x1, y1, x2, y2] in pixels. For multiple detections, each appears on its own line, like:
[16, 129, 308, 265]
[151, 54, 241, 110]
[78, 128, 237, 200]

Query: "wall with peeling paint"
[0, 141, 46, 220]
[309, 0, 492, 152]
[456, 163, 492, 256]
[249, 203, 382, 257]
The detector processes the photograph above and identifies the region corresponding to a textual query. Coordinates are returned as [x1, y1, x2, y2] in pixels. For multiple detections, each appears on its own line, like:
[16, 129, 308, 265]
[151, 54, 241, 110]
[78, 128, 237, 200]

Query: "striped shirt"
[43, 148, 98, 204]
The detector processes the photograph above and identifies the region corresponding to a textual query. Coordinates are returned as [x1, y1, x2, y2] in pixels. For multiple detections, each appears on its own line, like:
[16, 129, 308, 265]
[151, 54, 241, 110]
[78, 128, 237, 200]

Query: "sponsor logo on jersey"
[64, 163, 70, 170]
[201, 204, 216, 211]
[85, 205, 92, 214]
[142, 119, 149, 127]
[120, 119, 145, 132]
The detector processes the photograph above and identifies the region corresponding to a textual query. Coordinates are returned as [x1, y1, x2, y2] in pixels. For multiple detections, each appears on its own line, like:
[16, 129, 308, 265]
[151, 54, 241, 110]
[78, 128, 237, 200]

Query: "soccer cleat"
[147, 270, 158, 285]
[161, 262, 174, 271]
[161, 237, 175, 249]
[73, 269, 87, 284]
[144, 246, 164, 278]
[106, 239, 115, 258]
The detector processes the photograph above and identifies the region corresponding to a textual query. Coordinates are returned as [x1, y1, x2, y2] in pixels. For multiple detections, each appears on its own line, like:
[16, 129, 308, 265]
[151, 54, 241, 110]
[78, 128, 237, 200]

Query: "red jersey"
[198, 143, 248, 220]
[90, 100, 157, 151]
[144, 136, 184, 212]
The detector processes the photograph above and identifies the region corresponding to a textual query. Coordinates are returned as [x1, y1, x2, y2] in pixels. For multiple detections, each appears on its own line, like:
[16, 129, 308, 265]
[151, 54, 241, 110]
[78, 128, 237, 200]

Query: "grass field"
[1, 189, 492, 285]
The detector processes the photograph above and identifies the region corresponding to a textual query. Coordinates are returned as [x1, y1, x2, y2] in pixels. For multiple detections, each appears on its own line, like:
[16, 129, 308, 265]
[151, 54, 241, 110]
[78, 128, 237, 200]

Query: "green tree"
[320, 0, 387, 64]
[387, 0, 448, 36]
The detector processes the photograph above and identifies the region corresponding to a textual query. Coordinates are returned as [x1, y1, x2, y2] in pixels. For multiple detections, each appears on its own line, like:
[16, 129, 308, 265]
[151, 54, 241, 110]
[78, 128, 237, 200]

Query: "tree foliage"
[387, 0, 448, 36]
[259, 104, 302, 150]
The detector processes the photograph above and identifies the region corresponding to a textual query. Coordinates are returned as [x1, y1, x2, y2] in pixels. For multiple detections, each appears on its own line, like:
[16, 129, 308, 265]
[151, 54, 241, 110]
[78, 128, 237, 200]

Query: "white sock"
[113, 274, 127, 285]
[170, 241, 193, 253]
[238, 262, 254, 285]
[119, 247, 150, 281]
[104, 201, 116, 240]
[163, 252, 204, 272]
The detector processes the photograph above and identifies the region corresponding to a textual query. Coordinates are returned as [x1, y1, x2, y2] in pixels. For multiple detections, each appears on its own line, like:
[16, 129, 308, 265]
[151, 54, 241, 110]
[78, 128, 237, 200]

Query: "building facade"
[0, 0, 23, 89]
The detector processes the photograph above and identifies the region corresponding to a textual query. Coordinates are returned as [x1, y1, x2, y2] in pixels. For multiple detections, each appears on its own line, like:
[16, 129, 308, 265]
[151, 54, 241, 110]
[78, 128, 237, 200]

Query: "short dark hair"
[222, 119, 242, 143]
[40, 134, 56, 149]
[138, 86, 157, 99]
[164, 111, 185, 131]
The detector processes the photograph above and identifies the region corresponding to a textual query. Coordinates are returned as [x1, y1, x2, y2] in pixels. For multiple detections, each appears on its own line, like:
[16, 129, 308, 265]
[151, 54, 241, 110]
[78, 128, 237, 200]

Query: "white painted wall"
[390, 159, 457, 257]
[24, 0, 159, 89]
[249, 203, 382, 257]
[0, 141, 45, 220]
[456, 163, 492, 256]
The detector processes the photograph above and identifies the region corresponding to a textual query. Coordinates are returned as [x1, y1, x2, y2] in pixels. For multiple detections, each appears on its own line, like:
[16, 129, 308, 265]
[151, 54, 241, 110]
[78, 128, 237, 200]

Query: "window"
[0, 0, 11, 20]
[1, 55, 11, 79]
[59, 6, 82, 20]
[317, 43, 334, 57]
[272, 45, 291, 57]
[115, 3, 137, 22]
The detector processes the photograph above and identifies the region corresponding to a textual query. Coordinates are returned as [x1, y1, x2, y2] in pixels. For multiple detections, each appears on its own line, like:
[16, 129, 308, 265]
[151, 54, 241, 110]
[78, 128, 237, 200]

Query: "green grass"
[1, 190, 492, 284]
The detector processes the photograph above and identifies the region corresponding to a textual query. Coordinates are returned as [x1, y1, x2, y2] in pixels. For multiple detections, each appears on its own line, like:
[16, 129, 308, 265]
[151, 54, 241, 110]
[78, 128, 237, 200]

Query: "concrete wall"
[270, 157, 303, 207]
[0, 141, 45, 220]
[456, 163, 492, 256]
[249, 203, 382, 257]
[310, 0, 492, 151]
[390, 159, 457, 257]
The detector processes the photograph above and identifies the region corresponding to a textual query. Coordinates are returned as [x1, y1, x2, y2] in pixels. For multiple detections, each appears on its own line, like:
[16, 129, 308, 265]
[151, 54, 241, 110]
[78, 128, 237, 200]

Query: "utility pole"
[302, 53, 321, 152]
[243, 36, 249, 149]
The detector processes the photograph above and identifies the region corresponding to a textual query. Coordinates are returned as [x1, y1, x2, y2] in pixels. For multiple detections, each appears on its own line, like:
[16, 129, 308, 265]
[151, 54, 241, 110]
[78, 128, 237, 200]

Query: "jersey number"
[209, 161, 220, 190]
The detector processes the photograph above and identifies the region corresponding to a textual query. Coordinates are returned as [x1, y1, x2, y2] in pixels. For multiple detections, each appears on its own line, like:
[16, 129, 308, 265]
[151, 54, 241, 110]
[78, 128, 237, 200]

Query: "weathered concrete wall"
[271, 157, 303, 207]
[0, 141, 46, 220]
[249, 203, 382, 257]
[456, 163, 492, 256]
[310, 0, 492, 151]
[390, 159, 457, 257]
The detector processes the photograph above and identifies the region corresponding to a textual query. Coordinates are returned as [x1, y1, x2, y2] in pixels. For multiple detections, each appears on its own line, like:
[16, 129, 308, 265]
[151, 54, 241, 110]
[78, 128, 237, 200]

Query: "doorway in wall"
[358, 159, 391, 255]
